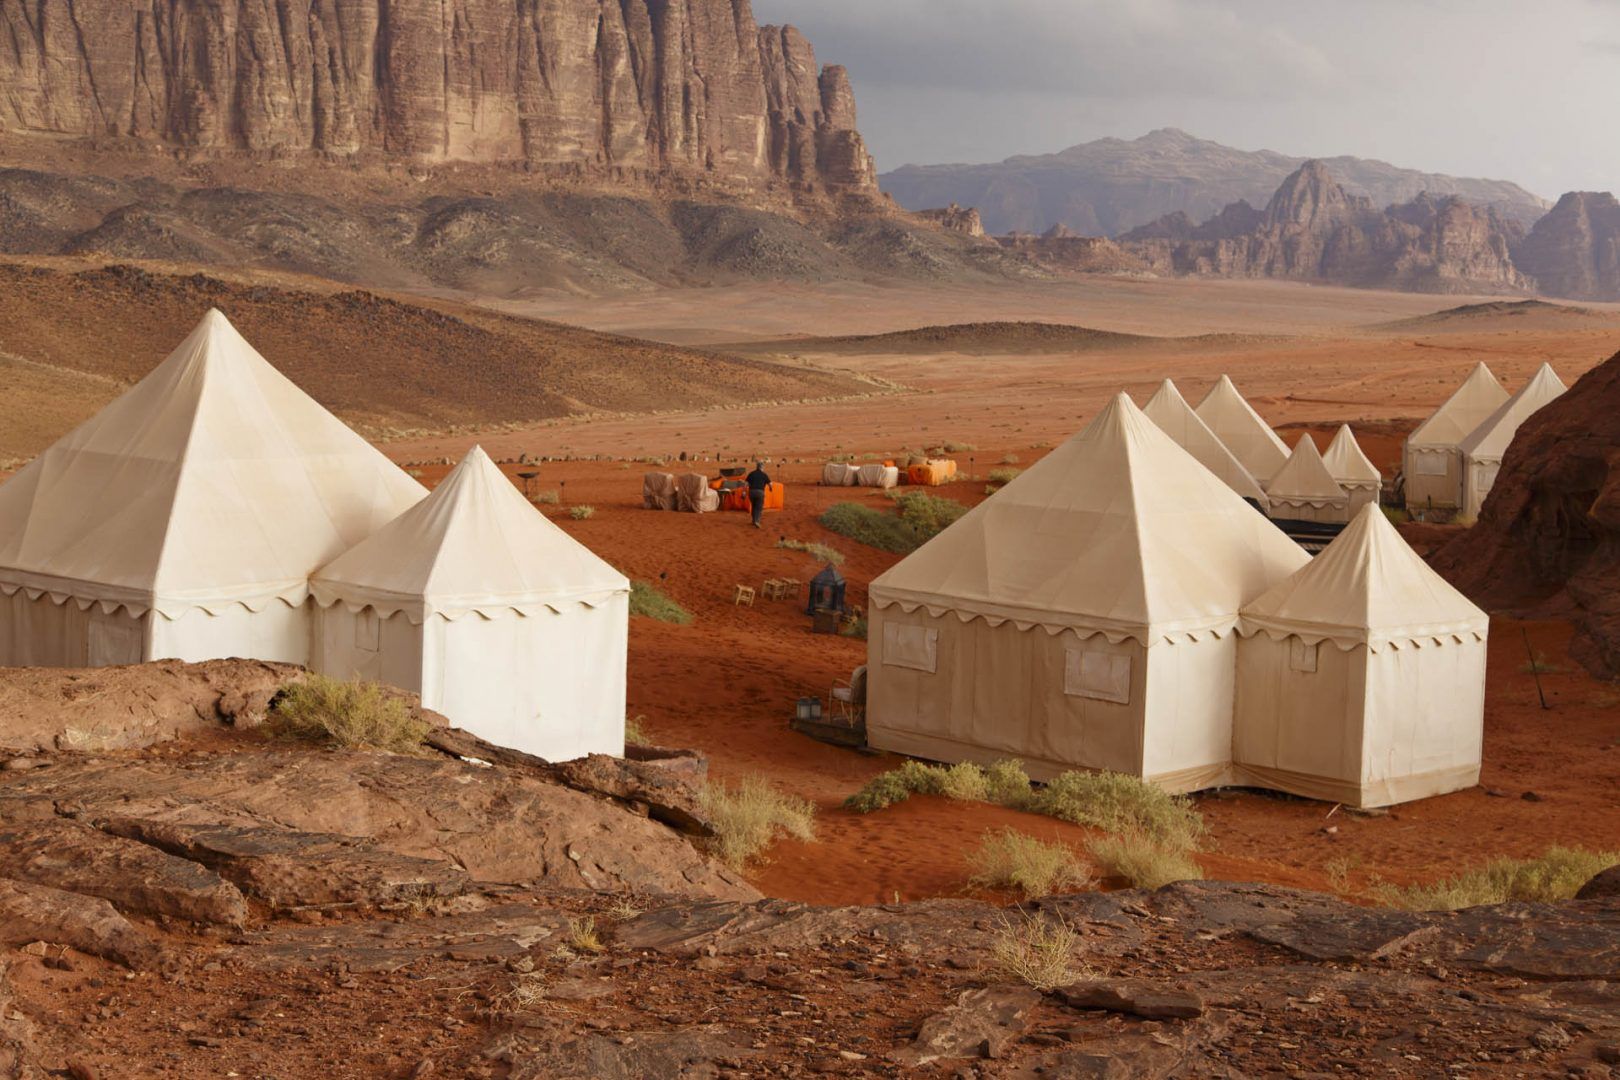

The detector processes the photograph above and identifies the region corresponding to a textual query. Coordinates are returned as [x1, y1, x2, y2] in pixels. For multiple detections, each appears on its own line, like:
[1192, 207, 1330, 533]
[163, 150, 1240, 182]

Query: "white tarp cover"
[1234, 504, 1488, 806]
[856, 464, 900, 489]
[1265, 436, 1350, 522]
[311, 447, 629, 761]
[1141, 379, 1270, 511]
[822, 463, 859, 486]
[1403, 363, 1509, 511]
[1194, 375, 1290, 485]
[1458, 363, 1568, 517]
[1323, 425, 1382, 514]
[0, 309, 426, 664]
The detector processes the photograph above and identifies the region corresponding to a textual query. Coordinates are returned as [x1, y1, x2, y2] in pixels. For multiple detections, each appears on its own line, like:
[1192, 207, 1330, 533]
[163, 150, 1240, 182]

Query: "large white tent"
[1322, 425, 1383, 515]
[1265, 436, 1350, 523]
[1195, 375, 1291, 486]
[866, 394, 1309, 791]
[1458, 363, 1568, 519]
[1403, 363, 1509, 513]
[311, 446, 630, 762]
[0, 310, 426, 668]
[1141, 380, 1269, 512]
[1234, 504, 1488, 807]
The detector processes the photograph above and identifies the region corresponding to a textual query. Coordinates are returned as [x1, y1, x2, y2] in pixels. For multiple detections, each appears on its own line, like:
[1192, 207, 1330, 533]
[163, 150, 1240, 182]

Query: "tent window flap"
[882, 623, 938, 673]
[1289, 637, 1319, 674]
[354, 608, 381, 652]
[1064, 648, 1131, 704]
[1414, 452, 1449, 477]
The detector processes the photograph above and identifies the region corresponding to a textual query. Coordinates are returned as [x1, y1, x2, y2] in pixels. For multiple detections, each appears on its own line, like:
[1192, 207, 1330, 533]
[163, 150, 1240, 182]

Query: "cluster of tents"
[1141, 377, 1381, 525]
[866, 392, 1489, 809]
[1403, 362, 1568, 518]
[0, 312, 629, 763]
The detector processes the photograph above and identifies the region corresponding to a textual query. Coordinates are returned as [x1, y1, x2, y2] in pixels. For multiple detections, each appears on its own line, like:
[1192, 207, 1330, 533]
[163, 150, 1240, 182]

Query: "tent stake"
[1522, 626, 1551, 710]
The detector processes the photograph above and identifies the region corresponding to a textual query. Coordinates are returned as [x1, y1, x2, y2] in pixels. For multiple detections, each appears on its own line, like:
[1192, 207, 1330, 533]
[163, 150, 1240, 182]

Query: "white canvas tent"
[1141, 380, 1269, 512]
[311, 446, 630, 762]
[1195, 375, 1291, 486]
[1322, 425, 1382, 515]
[1457, 363, 1568, 519]
[1234, 504, 1488, 807]
[0, 310, 426, 668]
[1403, 363, 1508, 513]
[866, 394, 1309, 791]
[1266, 436, 1350, 523]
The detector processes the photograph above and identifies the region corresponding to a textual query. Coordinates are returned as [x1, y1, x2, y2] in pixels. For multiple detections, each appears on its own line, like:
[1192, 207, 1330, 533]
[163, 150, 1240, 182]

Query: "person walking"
[745, 461, 771, 529]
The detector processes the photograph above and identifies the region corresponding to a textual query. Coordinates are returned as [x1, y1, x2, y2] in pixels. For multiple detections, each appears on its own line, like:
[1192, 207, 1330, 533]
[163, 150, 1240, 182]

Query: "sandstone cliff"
[0, 0, 875, 197]
[1514, 192, 1620, 302]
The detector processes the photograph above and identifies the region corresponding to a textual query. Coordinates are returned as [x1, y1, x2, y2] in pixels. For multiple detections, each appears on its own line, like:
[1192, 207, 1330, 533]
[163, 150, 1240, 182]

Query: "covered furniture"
[0, 309, 425, 668]
[1403, 362, 1508, 513]
[821, 463, 859, 486]
[675, 473, 720, 513]
[311, 446, 630, 762]
[1195, 375, 1290, 487]
[857, 464, 901, 489]
[643, 472, 678, 510]
[1266, 436, 1350, 524]
[1458, 363, 1567, 519]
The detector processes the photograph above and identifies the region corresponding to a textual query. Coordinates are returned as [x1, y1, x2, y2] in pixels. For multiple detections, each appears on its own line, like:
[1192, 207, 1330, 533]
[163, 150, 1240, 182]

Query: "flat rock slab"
[0, 818, 247, 927]
[1578, 866, 1620, 900]
[0, 877, 165, 970]
[1249, 910, 1439, 962]
[1056, 979, 1205, 1020]
[90, 816, 470, 909]
[497, 1023, 754, 1080]
[227, 903, 566, 974]
[898, 984, 1043, 1065]
[1446, 901, 1620, 980]
[617, 897, 994, 958]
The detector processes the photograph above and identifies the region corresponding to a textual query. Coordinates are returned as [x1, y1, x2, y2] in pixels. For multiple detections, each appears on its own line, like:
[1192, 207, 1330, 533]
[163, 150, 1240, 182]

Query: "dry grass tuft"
[623, 714, 651, 747]
[569, 504, 597, 520]
[776, 538, 845, 565]
[532, 490, 561, 505]
[568, 915, 605, 953]
[1088, 831, 1204, 889]
[701, 777, 817, 868]
[969, 829, 1096, 899]
[268, 676, 430, 754]
[988, 910, 1087, 991]
[629, 581, 693, 625]
[1024, 771, 1204, 850]
[1379, 846, 1620, 910]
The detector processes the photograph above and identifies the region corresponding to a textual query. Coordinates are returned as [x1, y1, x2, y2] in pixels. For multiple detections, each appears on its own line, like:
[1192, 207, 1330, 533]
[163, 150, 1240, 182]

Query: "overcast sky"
[751, 0, 1620, 199]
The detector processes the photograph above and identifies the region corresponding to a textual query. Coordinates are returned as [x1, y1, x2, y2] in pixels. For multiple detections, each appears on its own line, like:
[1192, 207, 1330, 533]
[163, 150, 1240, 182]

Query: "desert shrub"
[819, 503, 920, 554]
[1380, 847, 1620, 911]
[1000, 453, 1021, 465]
[701, 778, 817, 868]
[1088, 831, 1204, 889]
[777, 538, 845, 565]
[568, 915, 605, 953]
[894, 491, 968, 540]
[623, 714, 650, 747]
[533, 490, 561, 505]
[969, 829, 1096, 899]
[268, 675, 430, 754]
[983, 759, 1036, 805]
[1025, 771, 1204, 850]
[988, 911, 1086, 990]
[569, 505, 596, 520]
[629, 581, 693, 625]
[1380, 506, 1409, 525]
[987, 467, 1022, 486]
[841, 616, 868, 640]
[940, 441, 976, 453]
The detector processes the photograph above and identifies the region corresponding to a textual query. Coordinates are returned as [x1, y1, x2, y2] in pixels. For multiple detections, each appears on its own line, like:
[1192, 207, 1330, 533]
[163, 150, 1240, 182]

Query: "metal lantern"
[806, 563, 847, 616]
[796, 697, 824, 723]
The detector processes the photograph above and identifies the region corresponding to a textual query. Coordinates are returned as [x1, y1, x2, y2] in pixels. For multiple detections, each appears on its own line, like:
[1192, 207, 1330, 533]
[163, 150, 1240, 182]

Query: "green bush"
[1089, 831, 1204, 889]
[987, 467, 1022, 486]
[1024, 771, 1204, 850]
[569, 505, 596, 520]
[701, 778, 817, 868]
[819, 492, 968, 555]
[533, 490, 561, 505]
[629, 581, 693, 625]
[268, 675, 430, 754]
[969, 829, 1095, 899]
[1380, 847, 1620, 911]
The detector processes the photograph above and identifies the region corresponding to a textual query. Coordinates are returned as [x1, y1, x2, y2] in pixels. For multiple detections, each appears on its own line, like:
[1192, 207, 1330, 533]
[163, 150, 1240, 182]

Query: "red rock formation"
[915, 203, 985, 238]
[1432, 348, 1620, 679]
[1514, 192, 1620, 302]
[0, 0, 876, 196]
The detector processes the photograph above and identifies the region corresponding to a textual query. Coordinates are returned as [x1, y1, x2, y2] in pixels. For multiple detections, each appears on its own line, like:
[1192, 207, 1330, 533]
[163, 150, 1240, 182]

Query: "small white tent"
[1141, 379, 1269, 512]
[1403, 363, 1509, 513]
[311, 446, 630, 762]
[1195, 375, 1291, 486]
[1322, 425, 1382, 515]
[1266, 436, 1350, 524]
[1457, 363, 1568, 519]
[0, 310, 426, 668]
[866, 394, 1309, 792]
[1234, 504, 1488, 807]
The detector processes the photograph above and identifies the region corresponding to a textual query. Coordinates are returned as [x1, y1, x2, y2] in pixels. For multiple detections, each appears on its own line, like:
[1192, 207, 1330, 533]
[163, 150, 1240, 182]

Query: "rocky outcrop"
[1514, 192, 1620, 301]
[1432, 348, 1620, 679]
[0, 0, 875, 197]
[915, 203, 985, 237]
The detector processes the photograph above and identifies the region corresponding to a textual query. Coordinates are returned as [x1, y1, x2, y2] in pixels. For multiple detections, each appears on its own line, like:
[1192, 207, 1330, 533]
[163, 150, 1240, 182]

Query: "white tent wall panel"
[313, 606, 425, 692]
[147, 600, 312, 665]
[1232, 634, 1368, 804]
[1404, 447, 1463, 511]
[1342, 483, 1380, 516]
[3, 591, 117, 667]
[1140, 636, 1238, 793]
[1359, 640, 1485, 806]
[1461, 458, 1502, 519]
[1269, 498, 1351, 525]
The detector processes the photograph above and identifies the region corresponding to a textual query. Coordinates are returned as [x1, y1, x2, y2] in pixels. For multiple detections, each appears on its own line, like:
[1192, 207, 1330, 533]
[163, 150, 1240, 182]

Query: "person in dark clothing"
[745, 461, 771, 529]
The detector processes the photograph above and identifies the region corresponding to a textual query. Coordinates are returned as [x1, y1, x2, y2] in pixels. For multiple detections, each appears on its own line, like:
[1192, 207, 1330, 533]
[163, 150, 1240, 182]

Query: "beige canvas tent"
[1322, 425, 1382, 515]
[311, 447, 630, 762]
[1195, 375, 1291, 486]
[1234, 504, 1488, 807]
[1266, 436, 1350, 523]
[0, 310, 426, 668]
[1403, 363, 1508, 513]
[866, 394, 1309, 791]
[1141, 380, 1269, 511]
[1458, 363, 1568, 519]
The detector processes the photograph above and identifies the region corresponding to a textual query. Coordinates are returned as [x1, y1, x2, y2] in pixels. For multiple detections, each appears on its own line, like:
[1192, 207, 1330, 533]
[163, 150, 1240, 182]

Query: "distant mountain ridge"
[881, 128, 1550, 237]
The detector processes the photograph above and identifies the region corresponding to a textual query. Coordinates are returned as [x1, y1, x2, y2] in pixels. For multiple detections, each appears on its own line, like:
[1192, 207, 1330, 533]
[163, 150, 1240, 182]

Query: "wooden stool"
[733, 585, 756, 607]
[761, 579, 793, 601]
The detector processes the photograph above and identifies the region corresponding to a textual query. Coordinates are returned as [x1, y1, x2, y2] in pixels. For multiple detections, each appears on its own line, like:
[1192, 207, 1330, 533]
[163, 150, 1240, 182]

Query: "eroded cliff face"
[1514, 192, 1620, 302]
[0, 0, 875, 195]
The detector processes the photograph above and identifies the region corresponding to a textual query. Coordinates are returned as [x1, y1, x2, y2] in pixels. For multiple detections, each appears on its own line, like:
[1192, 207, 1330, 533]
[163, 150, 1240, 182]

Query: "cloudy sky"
[751, 0, 1620, 198]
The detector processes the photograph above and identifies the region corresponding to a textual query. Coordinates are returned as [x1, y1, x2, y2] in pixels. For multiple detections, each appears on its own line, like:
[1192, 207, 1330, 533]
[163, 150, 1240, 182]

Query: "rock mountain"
[883, 128, 1549, 238]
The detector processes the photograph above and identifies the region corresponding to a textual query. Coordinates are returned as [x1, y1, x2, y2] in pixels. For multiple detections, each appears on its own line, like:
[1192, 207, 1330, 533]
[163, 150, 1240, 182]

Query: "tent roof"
[312, 446, 629, 621]
[1266, 435, 1348, 506]
[1241, 503, 1488, 651]
[1323, 425, 1382, 487]
[1457, 363, 1568, 463]
[0, 309, 427, 616]
[1141, 379, 1269, 509]
[1407, 362, 1509, 451]
[1194, 375, 1291, 484]
[869, 393, 1309, 643]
